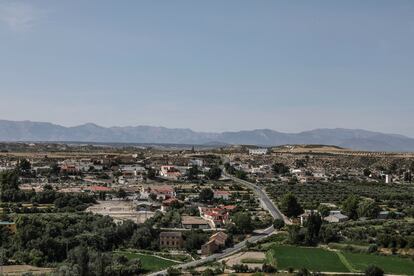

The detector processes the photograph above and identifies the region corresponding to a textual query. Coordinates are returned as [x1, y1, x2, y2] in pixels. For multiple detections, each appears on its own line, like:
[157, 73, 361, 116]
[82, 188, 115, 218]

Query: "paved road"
[222, 171, 289, 224]
[147, 226, 274, 276]
[148, 164, 289, 276]
[220, 156, 289, 223]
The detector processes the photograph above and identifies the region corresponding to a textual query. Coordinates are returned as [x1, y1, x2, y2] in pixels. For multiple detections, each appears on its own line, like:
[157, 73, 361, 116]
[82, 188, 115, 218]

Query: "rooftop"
[182, 216, 209, 225]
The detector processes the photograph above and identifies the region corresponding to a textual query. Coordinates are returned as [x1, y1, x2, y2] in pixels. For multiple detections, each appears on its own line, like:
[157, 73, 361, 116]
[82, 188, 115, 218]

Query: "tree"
[235, 170, 247, 180]
[272, 163, 289, 174]
[224, 163, 236, 175]
[199, 188, 214, 203]
[68, 246, 89, 276]
[317, 204, 330, 217]
[232, 264, 249, 273]
[117, 188, 127, 199]
[0, 170, 22, 202]
[232, 212, 253, 234]
[50, 163, 60, 175]
[342, 195, 360, 220]
[357, 200, 380, 219]
[206, 166, 222, 180]
[130, 227, 153, 249]
[280, 193, 303, 218]
[304, 213, 322, 246]
[365, 265, 384, 276]
[121, 258, 142, 275]
[187, 166, 200, 180]
[89, 251, 113, 276]
[184, 230, 209, 252]
[319, 225, 340, 243]
[147, 168, 157, 179]
[201, 268, 215, 276]
[288, 225, 305, 245]
[262, 264, 277, 273]
[0, 248, 9, 266]
[18, 159, 31, 172]
[273, 219, 285, 230]
[295, 268, 311, 276]
[363, 168, 371, 177]
[167, 267, 181, 276]
[149, 193, 157, 201]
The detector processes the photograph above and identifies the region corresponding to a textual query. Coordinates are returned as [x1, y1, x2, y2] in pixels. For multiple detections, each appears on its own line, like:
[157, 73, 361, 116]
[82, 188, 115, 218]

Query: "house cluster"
[117, 164, 147, 184]
[226, 151, 412, 185]
[60, 159, 104, 174]
[199, 205, 236, 229]
[140, 185, 176, 200]
[299, 209, 349, 225]
[159, 230, 228, 256]
[158, 159, 211, 181]
[159, 165, 183, 180]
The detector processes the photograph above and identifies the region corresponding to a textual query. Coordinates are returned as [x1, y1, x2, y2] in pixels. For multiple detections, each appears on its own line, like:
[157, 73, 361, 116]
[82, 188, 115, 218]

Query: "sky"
[0, 1, 413, 136]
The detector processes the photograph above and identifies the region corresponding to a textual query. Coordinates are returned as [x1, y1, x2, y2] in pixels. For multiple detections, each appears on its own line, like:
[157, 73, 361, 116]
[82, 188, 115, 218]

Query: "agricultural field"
[265, 182, 414, 210]
[114, 251, 178, 273]
[267, 245, 414, 275]
[323, 220, 414, 249]
[267, 245, 349, 272]
[342, 252, 414, 275]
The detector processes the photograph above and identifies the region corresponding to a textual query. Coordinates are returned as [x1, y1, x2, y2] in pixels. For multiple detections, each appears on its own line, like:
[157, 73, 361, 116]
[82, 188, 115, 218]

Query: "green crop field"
[342, 252, 414, 275]
[114, 251, 177, 273]
[267, 245, 349, 272]
[267, 245, 414, 275]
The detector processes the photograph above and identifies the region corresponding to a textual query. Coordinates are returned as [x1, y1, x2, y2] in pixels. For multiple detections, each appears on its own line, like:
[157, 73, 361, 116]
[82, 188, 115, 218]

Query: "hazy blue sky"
[0, 1, 413, 136]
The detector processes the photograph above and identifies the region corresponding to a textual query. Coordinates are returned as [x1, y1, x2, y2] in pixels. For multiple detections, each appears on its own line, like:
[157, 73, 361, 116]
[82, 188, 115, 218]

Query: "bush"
[262, 264, 277, 273]
[368, 244, 378, 253]
[273, 219, 285, 230]
[365, 265, 384, 276]
[232, 264, 249, 273]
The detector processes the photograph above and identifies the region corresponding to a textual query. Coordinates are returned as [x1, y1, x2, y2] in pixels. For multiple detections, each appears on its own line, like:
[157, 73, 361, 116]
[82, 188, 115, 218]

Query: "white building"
[189, 159, 203, 167]
[159, 165, 182, 180]
[213, 190, 231, 200]
[248, 148, 268, 155]
[323, 210, 349, 223]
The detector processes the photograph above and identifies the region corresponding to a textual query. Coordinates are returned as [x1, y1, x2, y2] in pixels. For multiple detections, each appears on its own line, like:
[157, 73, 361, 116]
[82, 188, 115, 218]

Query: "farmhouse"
[324, 211, 349, 223]
[159, 231, 183, 249]
[201, 232, 228, 256]
[181, 216, 210, 230]
[199, 205, 235, 228]
[142, 185, 176, 200]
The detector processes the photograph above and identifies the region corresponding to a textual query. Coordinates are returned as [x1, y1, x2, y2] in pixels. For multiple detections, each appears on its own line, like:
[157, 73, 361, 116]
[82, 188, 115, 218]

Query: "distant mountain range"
[1, 120, 414, 152]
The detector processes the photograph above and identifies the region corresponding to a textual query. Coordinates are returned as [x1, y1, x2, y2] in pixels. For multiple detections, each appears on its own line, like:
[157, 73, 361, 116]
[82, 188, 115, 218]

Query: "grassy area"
[114, 251, 177, 273]
[342, 252, 414, 275]
[267, 245, 349, 272]
[268, 245, 414, 275]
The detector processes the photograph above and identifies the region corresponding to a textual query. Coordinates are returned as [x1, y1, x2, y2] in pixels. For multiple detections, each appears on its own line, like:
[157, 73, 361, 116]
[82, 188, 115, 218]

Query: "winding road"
[222, 171, 289, 224]
[148, 160, 287, 276]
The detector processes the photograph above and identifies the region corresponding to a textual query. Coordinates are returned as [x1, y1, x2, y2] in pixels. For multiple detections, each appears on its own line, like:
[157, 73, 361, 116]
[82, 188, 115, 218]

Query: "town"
[1, 142, 414, 275]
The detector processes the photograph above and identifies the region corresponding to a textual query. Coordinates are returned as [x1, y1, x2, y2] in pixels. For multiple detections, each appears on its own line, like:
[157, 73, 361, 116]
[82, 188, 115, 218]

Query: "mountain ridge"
[1, 119, 414, 152]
